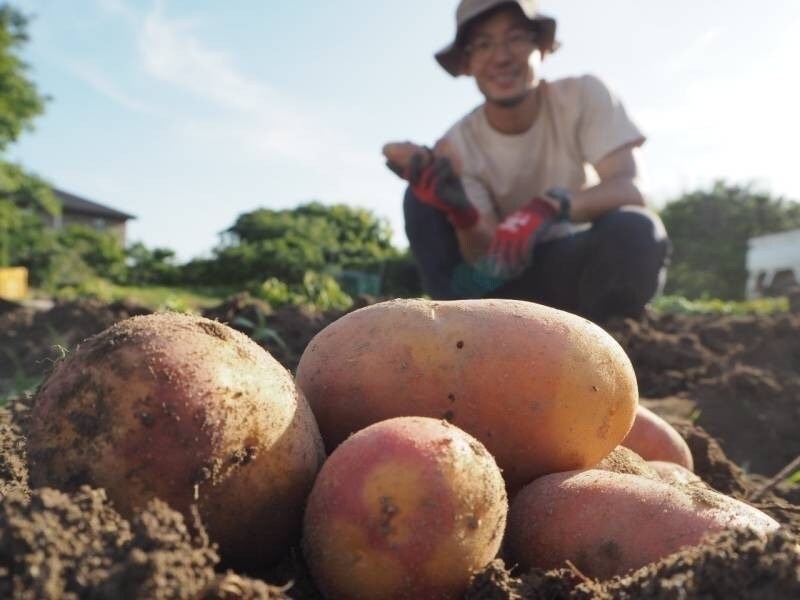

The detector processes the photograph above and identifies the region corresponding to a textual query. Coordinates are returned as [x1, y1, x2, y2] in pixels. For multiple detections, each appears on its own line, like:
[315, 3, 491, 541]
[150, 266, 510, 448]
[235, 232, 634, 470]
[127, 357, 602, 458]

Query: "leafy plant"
[0, 348, 40, 406]
[231, 312, 288, 351]
[652, 294, 788, 316]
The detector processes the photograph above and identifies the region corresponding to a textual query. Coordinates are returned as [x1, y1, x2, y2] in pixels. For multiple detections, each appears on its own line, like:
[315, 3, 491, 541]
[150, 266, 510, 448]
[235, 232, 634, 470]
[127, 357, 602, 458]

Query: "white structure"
[745, 228, 800, 299]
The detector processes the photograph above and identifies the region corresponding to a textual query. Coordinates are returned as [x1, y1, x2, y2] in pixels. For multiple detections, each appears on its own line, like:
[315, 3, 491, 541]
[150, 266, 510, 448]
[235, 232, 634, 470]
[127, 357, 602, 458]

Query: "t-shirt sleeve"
[577, 74, 645, 166]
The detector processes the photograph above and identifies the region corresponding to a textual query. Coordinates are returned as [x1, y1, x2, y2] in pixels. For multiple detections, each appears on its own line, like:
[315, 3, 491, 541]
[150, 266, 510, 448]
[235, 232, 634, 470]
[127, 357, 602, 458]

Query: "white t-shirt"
[444, 74, 645, 240]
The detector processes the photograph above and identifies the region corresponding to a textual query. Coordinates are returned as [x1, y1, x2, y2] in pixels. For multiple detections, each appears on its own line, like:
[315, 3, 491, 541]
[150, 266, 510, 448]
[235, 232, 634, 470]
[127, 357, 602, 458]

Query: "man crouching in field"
[385, 0, 669, 322]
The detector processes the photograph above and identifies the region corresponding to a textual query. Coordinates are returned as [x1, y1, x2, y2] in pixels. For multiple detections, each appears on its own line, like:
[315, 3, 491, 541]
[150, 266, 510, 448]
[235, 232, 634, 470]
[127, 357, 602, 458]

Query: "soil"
[0, 295, 798, 598]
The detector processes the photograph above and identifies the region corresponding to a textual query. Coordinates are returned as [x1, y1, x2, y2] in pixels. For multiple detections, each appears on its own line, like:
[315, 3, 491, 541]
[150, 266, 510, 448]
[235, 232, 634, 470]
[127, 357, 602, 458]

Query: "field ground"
[0, 294, 798, 598]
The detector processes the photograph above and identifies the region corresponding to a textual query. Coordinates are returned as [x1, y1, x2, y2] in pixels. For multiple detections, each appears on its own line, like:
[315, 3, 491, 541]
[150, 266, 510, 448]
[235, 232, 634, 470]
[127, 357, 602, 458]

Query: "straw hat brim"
[435, 14, 558, 77]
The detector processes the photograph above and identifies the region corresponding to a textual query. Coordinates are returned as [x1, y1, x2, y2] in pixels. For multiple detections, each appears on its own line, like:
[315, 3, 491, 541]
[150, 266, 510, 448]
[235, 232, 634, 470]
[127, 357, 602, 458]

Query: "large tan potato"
[303, 416, 507, 600]
[506, 469, 779, 579]
[296, 298, 638, 490]
[27, 312, 326, 568]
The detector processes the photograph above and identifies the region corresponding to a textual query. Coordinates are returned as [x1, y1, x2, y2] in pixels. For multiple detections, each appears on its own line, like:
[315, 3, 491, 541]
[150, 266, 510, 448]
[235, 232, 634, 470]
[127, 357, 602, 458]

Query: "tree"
[55, 225, 128, 283]
[126, 242, 179, 285]
[212, 201, 400, 286]
[0, 5, 46, 151]
[0, 162, 58, 274]
[0, 5, 53, 278]
[660, 181, 800, 300]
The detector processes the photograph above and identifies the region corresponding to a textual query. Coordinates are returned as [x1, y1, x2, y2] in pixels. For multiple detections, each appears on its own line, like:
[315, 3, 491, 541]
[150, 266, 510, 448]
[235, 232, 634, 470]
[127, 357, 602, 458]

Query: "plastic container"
[0, 266, 28, 300]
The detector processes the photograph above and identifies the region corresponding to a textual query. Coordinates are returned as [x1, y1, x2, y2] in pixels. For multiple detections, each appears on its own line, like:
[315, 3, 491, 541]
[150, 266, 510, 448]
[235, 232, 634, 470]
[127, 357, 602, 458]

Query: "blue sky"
[9, 0, 800, 261]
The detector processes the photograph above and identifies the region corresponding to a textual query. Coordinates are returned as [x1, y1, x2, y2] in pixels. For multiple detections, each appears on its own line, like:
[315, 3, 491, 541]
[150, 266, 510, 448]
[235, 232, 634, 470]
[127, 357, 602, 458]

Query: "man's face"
[463, 9, 541, 107]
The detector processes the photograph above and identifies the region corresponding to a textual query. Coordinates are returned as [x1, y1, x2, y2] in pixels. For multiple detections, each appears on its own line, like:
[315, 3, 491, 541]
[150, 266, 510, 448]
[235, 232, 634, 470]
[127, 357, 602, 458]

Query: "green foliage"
[0, 162, 58, 271]
[652, 294, 789, 316]
[211, 201, 399, 286]
[126, 241, 179, 285]
[0, 5, 46, 151]
[251, 270, 352, 311]
[0, 7, 54, 274]
[51, 225, 127, 285]
[231, 311, 288, 350]
[661, 181, 800, 300]
[52, 276, 115, 302]
[255, 277, 293, 307]
[0, 348, 40, 406]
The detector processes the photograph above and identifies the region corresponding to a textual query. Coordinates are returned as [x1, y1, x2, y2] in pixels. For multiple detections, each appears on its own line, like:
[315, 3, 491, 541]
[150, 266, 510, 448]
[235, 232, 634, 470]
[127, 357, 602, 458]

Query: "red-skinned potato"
[296, 298, 638, 491]
[382, 139, 462, 176]
[506, 469, 779, 579]
[622, 405, 694, 470]
[303, 416, 507, 600]
[27, 312, 326, 568]
[648, 460, 703, 486]
[382, 141, 427, 173]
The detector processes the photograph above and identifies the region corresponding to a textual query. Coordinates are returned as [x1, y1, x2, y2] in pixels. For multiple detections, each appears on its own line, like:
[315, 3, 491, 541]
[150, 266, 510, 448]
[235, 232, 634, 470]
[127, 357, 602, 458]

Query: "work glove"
[387, 149, 479, 230]
[481, 197, 559, 279]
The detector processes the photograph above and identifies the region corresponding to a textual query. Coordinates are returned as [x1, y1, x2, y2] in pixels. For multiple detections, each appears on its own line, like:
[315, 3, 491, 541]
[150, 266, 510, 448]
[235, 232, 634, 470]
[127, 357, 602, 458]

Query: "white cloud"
[639, 26, 800, 201]
[136, 2, 385, 177]
[66, 61, 161, 115]
[93, 0, 137, 23]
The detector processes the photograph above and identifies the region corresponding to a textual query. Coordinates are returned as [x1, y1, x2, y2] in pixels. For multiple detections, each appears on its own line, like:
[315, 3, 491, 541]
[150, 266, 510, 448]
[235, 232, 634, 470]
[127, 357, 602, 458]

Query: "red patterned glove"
[405, 151, 479, 230]
[483, 197, 558, 278]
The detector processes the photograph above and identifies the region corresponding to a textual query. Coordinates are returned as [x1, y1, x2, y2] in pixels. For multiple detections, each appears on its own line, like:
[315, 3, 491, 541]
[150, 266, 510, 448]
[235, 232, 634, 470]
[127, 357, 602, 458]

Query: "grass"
[43, 282, 238, 313]
[108, 284, 236, 312]
[652, 294, 789, 316]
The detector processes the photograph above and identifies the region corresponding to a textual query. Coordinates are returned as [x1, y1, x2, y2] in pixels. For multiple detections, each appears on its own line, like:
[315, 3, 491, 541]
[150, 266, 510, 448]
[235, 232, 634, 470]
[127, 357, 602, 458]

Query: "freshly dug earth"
[0, 296, 799, 598]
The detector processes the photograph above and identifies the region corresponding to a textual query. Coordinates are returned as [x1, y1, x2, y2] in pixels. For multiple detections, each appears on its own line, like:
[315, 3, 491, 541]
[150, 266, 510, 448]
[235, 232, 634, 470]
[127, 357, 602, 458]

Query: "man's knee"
[595, 205, 667, 245]
[592, 205, 670, 266]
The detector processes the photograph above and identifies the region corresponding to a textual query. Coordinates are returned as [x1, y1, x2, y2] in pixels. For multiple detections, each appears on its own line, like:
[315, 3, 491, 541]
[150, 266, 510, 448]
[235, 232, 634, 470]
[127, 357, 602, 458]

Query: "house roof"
[54, 188, 136, 221]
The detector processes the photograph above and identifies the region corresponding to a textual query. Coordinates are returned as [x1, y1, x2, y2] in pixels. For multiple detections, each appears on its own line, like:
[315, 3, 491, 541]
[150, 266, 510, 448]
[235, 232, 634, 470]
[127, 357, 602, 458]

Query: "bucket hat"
[435, 0, 558, 77]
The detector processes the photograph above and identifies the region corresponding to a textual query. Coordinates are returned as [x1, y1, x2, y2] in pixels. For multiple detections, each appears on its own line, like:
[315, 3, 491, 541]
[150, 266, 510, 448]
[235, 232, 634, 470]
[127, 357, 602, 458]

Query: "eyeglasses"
[465, 31, 538, 65]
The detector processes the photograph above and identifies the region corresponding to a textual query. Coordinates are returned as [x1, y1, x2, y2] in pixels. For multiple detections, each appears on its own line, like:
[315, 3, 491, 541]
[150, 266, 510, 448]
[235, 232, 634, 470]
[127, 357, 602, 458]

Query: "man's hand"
[405, 151, 478, 230]
[482, 197, 558, 278]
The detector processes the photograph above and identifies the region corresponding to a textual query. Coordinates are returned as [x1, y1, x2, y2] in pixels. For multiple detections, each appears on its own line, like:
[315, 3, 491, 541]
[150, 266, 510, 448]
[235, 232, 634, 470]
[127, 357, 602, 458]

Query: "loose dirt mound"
[0, 297, 798, 598]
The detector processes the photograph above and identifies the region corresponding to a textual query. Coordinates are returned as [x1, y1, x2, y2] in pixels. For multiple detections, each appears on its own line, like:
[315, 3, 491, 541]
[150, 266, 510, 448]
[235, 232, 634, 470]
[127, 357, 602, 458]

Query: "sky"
[9, 0, 800, 262]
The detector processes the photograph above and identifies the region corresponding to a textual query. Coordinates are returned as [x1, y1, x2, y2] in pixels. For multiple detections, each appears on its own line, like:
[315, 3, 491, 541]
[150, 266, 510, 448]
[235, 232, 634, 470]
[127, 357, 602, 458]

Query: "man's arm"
[565, 142, 646, 222]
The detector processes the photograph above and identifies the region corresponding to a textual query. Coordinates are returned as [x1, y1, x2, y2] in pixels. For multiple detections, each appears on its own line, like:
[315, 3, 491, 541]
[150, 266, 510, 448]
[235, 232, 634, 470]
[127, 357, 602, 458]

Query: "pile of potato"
[27, 299, 779, 599]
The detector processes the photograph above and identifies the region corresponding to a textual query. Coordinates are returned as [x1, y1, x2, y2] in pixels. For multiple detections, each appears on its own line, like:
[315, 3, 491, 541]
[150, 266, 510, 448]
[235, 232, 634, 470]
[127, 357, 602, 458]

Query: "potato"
[296, 298, 638, 490]
[594, 446, 661, 480]
[648, 460, 703, 486]
[506, 469, 779, 579]
[382, 139, 462, 176]
[27, 312, 325, 567]
[622, 405, 694, 470]
[382, 141, 428, 173]
[302, 416, 507, 600]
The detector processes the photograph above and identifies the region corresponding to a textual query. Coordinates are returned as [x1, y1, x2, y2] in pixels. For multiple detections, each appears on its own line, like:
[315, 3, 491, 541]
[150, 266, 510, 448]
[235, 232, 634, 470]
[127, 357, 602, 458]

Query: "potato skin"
[648, 460, 703, 486]
[506, 469, 779, 579]
[302, 416, 507, 600]
[382, 139, 462, 176]
[28, 312, 326, 567]
[622, 405, 694, 470]
[381, 141, 427, 172]
[296, 298, 638, 490]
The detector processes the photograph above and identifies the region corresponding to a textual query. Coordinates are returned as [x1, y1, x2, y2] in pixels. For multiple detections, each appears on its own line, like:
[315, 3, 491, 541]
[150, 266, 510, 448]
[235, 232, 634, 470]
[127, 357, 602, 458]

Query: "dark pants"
[403, 187, 670, 322]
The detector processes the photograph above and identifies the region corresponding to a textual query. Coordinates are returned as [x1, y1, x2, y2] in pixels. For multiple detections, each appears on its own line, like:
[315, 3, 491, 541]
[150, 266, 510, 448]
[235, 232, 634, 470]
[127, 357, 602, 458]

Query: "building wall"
[51, 213, 128, 245]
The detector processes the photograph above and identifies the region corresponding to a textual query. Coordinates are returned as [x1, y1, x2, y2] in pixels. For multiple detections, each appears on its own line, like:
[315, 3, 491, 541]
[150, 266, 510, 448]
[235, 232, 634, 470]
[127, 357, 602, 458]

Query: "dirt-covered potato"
[622, 405, 694, 470]
[382, 138, 462, 176]
[296, 298, 638, 490]
[303, 416, 507, 600]
[506, 469, 780, 579]
[27, 312, 325, 568]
